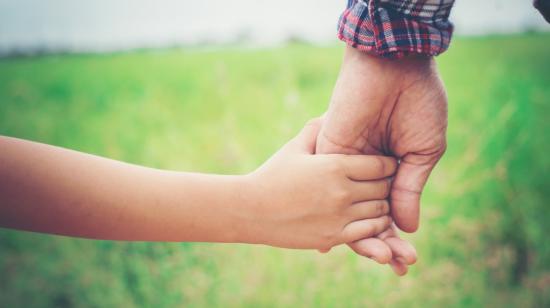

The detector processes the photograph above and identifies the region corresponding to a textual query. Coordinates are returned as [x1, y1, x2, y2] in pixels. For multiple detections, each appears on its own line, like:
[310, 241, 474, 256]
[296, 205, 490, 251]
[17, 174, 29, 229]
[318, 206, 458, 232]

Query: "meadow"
[0, 33, 549, 307]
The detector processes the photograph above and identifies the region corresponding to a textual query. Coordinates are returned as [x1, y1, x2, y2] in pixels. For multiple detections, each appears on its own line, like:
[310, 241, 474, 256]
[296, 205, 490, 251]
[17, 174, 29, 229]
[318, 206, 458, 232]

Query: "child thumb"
[287, 118, 323, 154]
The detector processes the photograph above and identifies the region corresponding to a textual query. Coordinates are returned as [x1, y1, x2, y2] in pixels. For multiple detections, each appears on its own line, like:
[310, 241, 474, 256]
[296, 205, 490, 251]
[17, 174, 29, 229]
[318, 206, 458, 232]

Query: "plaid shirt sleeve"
[338, 0, 455, 58]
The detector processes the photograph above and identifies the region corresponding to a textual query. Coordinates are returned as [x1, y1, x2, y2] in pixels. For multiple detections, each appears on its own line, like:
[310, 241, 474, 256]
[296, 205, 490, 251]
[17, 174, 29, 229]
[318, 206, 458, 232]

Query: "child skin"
[0, 119, 400, 253]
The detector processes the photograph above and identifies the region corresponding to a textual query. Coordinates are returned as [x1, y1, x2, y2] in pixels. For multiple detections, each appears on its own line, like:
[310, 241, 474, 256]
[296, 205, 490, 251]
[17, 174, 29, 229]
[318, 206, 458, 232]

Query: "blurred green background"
[1, 33, 549, 307]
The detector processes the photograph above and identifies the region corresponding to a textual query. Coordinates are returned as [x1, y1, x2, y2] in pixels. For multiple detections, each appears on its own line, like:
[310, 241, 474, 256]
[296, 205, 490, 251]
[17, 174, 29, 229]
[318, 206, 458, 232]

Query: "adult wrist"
[343, 45, 434, 86]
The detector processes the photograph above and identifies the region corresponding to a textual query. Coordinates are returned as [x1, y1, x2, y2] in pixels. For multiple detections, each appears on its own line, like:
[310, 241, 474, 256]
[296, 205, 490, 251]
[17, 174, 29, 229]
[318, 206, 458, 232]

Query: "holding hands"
[316, 46, 448, 274]
[0, 47, 448, 278]
[244, 118, 396, 250]
[0, 122, 397, 254]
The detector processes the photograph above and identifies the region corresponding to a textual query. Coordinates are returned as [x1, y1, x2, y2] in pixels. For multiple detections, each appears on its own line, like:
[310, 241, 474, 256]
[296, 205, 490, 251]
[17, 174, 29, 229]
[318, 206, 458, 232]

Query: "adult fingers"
[347, 238, 392, 264]
[385, 237, 417, 265]
[391, 155, 440, 233]
[389, 259, 408, 276]
[345, 200, 390, 221]
[337, 155, 397, 181]
[349, 179, 391, 202]
[378, 225, 418, 265]
[340, 216, 392, 244]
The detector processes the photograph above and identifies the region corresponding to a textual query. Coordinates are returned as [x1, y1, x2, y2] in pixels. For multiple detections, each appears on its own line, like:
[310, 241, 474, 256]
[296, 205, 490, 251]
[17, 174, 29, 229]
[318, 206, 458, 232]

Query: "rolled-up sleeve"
[338, 0, 455, 58]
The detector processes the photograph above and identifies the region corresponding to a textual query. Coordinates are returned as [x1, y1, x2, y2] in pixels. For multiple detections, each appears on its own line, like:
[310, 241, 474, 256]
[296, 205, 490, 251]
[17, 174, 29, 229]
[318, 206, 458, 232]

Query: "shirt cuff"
[337, 0, 455, 59]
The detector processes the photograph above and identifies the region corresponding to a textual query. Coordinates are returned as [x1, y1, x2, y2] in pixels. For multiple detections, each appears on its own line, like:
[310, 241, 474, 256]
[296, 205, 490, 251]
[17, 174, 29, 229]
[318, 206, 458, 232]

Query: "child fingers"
[346, 200, 390, 221]
[349, 179, 391, 202]
[347, 238, 392, 264]
[341, 215, 392, 244]
[338, 155, 397, 181]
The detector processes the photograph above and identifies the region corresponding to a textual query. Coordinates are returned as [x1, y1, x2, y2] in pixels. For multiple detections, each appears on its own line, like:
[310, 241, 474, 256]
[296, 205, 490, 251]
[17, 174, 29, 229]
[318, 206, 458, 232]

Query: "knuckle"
[337, 188, 353, 204]
[330, 185, 352, 204]
[363, 224, 375, 238]
[375, 201, 384, 215]
[319, 229, 340, 248]
[376, 200, 389, 216]
[326, 158, 345, 175]
[371, 217, 387, 234]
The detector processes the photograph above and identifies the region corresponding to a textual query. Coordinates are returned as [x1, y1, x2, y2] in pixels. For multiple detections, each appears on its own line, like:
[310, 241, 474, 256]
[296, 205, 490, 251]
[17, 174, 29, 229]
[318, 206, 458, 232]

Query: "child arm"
[0, 120, 396, 249]
[0, 135, 249, 242]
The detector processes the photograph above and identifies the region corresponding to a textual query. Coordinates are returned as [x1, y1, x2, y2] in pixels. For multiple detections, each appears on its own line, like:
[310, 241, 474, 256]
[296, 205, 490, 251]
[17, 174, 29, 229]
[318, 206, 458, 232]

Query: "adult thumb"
[390, 154, 440, 233]
[287, 118, 323, 154]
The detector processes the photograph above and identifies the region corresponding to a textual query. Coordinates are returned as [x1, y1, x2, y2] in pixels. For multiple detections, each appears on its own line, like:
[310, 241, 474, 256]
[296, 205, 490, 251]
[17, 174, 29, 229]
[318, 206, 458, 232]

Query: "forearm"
[0, 120, 399, 250]
[0, 136, 250, 242]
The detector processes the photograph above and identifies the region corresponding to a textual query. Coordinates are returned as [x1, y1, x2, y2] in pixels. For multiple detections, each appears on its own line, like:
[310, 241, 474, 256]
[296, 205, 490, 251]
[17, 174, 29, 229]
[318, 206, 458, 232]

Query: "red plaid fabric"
[338, 0, 455, 58]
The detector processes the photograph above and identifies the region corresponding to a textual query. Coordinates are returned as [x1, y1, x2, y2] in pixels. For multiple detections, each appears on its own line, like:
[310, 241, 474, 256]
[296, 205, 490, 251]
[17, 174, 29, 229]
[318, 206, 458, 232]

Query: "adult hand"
[316, 46, 447, 272]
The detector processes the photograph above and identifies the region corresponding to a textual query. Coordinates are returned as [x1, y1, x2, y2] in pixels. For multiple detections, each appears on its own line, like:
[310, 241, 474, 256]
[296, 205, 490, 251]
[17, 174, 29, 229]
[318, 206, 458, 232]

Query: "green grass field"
[1, 33, 549, 307]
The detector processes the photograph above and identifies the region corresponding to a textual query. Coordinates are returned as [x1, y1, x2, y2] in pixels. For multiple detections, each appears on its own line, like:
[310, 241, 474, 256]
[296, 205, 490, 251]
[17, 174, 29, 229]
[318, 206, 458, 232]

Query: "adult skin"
[317, 46, 448, 274]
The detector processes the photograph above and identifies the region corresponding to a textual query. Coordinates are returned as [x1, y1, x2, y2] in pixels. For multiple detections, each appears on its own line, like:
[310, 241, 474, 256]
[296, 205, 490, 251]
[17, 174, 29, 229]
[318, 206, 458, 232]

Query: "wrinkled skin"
[317, 46, 448, 275]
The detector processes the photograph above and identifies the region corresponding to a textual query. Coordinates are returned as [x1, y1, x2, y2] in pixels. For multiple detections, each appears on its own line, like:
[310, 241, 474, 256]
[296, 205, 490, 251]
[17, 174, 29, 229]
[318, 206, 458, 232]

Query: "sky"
[0, 0, 548, 54]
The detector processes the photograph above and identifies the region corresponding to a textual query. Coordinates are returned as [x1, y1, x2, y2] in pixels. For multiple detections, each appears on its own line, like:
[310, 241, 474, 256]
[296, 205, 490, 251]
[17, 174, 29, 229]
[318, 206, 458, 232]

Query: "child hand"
[239, 119, 397, 250]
